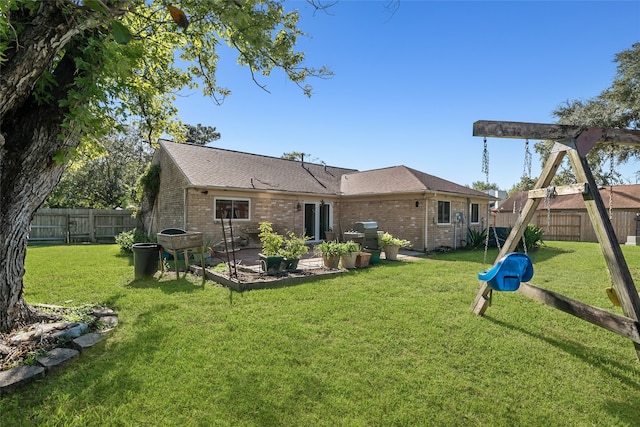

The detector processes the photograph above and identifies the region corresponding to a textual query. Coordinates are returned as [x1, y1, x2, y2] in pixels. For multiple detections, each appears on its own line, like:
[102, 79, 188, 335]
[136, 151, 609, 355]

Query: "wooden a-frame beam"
[518, 282, 640, 345]
[473, 120, 640, 147]
[527, 183, 589, 199]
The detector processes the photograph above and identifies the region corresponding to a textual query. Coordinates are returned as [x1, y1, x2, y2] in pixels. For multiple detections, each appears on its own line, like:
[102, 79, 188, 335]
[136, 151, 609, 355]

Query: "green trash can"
[133, 243, 159, 278]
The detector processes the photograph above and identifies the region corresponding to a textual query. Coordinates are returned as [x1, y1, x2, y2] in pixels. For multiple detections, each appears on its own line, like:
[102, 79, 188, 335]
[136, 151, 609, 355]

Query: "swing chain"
[483, 220, 490, 265]
[544, 185, 556, 234]
[523, 138, 532, 181]
[482, 136, 489, 184]
[608, 144, 615, 220]
[492, 226, 501, 252]
[518, 139, 532, 215]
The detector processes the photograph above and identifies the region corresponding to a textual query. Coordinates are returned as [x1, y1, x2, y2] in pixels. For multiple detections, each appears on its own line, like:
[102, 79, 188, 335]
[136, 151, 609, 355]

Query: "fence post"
[89, 209, 96, 243]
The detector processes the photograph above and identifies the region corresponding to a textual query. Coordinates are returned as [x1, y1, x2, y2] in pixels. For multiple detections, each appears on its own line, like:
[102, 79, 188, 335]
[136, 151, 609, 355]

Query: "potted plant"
[279, 232, 310, 271]
[258, 222, 284, 274]
[314, 240, 345, 269]
[324, 228, 337, 241]
[339, 240, 360, 269]
[378, 232, 412, 261]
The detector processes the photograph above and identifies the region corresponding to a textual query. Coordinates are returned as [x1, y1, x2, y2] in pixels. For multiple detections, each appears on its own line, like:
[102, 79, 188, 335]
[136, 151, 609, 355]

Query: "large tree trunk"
[0, 3, 87, 333]
[0, 121, 72, 332]
[0, 73, 80, 332]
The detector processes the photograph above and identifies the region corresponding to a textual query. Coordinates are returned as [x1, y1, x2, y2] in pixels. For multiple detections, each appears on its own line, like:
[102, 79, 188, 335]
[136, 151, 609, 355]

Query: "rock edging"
[0, 307, 117, 397]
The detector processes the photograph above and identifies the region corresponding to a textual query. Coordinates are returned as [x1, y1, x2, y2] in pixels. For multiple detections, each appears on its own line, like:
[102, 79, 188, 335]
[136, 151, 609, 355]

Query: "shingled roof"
[340, 166, 490, 197]
[158, 140, 491, 198]
[498, 185, 640, 212]
[158, 139, 356, 195]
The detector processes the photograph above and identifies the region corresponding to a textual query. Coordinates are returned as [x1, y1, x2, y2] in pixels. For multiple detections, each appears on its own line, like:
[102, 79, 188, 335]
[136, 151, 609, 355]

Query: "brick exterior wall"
[337, 195, 426, 250]
[337, 195, 489, 251]
[184, 190, 312, 248]
[153, 150, 188, 232]
[156, 179, 340, 249]
[426, 197, 472, 251]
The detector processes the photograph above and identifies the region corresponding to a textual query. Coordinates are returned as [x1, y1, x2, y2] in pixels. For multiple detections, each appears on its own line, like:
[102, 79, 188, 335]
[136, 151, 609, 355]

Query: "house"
[150, 140, 492, 251]
[483, 189, 508, 210]
[494, 185, 640, 243]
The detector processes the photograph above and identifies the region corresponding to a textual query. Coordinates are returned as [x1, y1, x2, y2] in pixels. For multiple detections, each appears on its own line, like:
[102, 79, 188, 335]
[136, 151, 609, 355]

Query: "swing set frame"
[471, 120, 640, 362]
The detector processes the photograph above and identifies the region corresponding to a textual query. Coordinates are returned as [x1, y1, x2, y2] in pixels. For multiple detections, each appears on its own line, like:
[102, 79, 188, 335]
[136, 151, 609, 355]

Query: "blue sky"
[173, 1, 640, 191]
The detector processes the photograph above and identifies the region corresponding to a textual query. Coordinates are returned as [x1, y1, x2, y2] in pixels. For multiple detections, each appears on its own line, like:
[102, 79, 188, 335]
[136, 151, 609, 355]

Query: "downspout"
[424, 196, 429, 251]
[453, 219, 457, 250]
[183, 188, 188, 230]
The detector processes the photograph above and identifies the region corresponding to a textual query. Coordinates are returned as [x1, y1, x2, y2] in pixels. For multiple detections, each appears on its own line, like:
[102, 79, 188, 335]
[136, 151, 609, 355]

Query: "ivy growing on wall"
[138, 164, 161, 205]
[134, 164, 161, 227]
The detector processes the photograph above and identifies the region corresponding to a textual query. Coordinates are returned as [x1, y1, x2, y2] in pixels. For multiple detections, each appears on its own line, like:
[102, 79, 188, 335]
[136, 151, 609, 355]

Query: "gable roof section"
[158, 139, 356, 195]
[498, 185, 640, 212]
[340, 165, 490, 198]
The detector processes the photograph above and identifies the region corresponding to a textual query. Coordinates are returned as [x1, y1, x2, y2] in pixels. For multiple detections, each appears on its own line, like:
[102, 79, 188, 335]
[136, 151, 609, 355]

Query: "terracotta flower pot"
[355, 251, 371, 268]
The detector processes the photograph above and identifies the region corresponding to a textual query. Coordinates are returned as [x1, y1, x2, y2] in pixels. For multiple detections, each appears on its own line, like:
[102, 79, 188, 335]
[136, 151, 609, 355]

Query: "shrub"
[378, 232, 412, 248]
[280, 232, 310, 259]
[341, 240, 361, 253]
[314, 240, 345, 257]
[258, 222, 284, 256]
[516, 224, 545, 252]
[115, 228, 153, 253]
[466, 227, 487, 250]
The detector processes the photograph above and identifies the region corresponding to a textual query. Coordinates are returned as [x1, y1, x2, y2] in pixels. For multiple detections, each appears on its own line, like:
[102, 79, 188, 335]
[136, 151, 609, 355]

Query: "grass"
[1, 242, 640, 425]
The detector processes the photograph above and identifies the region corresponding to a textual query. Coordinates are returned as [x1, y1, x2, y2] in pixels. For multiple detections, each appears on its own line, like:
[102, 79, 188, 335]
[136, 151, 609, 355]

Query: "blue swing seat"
[478, 253, 534, 292]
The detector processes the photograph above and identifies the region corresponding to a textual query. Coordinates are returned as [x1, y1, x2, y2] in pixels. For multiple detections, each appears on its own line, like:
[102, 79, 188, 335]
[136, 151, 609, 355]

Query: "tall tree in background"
[184, 123, 221, 145]
[282, 151, 313, 161]
[46, 122, 217, 209]
[0, 0, 331, 332]
[471, 181, 500, 191]
[506, 176, 537, 197]
[535, 43, 640, 185]
[45, 128, 153, 209]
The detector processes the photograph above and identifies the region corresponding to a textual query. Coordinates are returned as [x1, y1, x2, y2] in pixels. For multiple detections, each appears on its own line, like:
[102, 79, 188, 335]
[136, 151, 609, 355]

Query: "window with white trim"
[214, 198, 250, 220]
[437, 201, 451, 224]
[471, 203, 479, 224]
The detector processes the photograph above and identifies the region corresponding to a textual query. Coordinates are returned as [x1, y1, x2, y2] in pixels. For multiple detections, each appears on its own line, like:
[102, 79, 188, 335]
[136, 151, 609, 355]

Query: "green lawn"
[2, 242, 640, 426]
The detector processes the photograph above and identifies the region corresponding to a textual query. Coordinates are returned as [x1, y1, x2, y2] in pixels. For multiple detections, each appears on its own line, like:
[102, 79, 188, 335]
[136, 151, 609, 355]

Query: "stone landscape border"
[0, 307, 118, 397]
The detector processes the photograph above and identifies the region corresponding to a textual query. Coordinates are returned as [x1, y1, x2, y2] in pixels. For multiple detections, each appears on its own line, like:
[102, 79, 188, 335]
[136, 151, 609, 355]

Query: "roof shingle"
[341, 166, 490, 197]
[159, 139, 355, 195]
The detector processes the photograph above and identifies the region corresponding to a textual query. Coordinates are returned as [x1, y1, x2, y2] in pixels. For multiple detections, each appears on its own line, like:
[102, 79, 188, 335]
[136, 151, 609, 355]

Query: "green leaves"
[83, 0, 109, 14]
[111, 20, 132, 44]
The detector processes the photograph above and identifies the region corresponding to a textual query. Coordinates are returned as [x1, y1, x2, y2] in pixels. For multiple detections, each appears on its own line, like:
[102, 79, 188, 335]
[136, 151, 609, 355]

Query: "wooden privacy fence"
[29, 208, 138, 244]
[494, 209, 639, 243]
